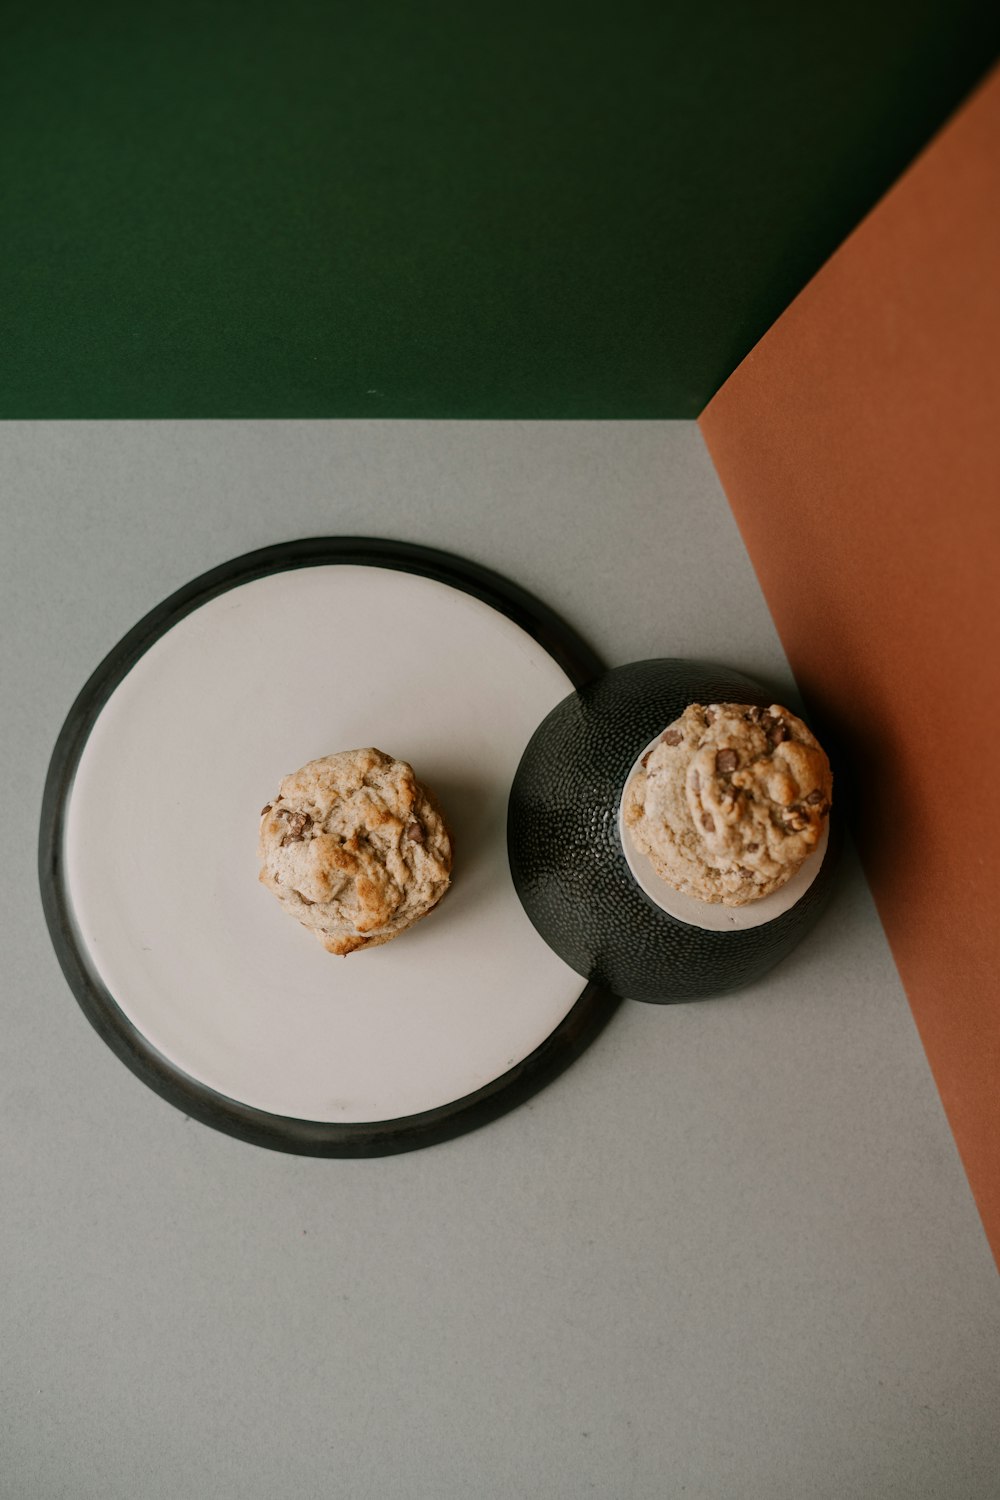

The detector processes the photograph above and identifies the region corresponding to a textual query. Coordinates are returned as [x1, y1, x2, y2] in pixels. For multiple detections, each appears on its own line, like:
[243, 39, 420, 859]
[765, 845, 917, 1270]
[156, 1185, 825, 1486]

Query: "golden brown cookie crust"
[623, 703, 832, 906]
[258, 747, 453, 954]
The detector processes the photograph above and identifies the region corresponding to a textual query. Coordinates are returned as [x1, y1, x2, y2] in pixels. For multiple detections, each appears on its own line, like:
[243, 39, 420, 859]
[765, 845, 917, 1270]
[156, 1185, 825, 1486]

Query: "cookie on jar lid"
[258, 747, 453, 954]
[622, 703, 832, 906]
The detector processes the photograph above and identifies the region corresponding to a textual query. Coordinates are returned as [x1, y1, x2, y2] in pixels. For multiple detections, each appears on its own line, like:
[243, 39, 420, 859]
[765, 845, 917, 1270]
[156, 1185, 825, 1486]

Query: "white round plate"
[40, 539, 617, 1154]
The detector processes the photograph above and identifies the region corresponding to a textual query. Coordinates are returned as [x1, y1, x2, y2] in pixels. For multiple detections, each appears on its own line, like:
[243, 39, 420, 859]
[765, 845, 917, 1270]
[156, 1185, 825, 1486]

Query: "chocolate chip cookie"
[258, 747, 453, 954]
[623, 703, 832, 905]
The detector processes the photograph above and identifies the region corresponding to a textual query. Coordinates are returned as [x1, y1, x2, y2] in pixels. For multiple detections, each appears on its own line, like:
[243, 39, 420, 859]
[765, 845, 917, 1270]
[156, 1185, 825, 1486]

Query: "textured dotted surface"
[507, 660, 841, 1003]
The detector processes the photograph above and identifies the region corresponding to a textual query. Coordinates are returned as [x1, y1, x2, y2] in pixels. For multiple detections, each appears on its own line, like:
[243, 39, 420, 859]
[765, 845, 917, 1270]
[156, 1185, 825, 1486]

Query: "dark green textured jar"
[507, 660, 841, 1003]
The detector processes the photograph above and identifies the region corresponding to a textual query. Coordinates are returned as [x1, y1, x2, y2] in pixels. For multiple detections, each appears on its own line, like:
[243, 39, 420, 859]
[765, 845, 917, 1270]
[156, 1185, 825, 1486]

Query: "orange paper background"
[700, 66, 1000, 1262]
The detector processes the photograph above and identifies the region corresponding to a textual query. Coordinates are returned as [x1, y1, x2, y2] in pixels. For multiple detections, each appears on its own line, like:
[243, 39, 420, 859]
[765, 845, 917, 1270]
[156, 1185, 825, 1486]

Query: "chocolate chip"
[806, 789, 825, 804]
[768, 720, 789, 745]
[260, 804, 272, 817]
[279, 810, 313, 846]
[661, 728, 683, 746]
[747, 843, 759, 853]
[701, 813, 715, 832]
[744, 706, 763, 724]
[406, 822, 425, 844]
[716, 749, 738, 773]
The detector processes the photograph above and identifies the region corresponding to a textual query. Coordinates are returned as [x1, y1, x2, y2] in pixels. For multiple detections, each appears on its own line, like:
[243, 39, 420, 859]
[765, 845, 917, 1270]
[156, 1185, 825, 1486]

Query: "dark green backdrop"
[3, 1, 998, 418]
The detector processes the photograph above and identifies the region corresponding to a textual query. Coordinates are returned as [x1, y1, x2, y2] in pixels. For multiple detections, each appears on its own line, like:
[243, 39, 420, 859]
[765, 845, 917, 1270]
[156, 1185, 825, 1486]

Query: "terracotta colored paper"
[700, 66, 1000, 1262]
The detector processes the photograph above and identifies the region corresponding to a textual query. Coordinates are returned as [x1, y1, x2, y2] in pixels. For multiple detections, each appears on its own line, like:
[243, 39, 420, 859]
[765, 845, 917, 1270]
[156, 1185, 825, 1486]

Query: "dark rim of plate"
[38, 536, 618, 1157]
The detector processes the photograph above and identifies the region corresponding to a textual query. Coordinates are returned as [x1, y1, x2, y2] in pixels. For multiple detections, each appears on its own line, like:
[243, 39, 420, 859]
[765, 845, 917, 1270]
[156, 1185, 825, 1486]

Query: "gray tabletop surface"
[3, 421, 998, 1500]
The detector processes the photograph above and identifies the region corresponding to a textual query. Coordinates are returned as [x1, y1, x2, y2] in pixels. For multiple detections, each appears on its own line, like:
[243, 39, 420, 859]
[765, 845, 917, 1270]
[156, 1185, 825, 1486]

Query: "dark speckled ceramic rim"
[38, 537, 619, 1157]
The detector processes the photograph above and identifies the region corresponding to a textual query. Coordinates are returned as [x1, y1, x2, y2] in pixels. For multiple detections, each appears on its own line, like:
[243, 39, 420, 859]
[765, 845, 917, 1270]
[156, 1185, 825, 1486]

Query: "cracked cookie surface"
[623, 703, 832, 906]
[258, 747, 453, 954]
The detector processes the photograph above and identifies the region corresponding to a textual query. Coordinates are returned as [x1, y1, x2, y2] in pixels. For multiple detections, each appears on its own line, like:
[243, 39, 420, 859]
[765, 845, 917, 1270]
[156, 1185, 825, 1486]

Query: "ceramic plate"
[39, 539, 617, 1154]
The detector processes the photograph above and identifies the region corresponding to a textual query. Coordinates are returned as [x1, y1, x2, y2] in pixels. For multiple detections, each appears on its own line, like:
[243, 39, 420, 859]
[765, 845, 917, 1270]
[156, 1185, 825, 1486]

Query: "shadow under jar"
[507, 659, 842, 1003]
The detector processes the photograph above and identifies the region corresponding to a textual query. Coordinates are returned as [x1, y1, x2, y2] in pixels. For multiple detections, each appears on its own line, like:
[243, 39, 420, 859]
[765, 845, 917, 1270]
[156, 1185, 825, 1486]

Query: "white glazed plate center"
[63, 566, 583, 1121]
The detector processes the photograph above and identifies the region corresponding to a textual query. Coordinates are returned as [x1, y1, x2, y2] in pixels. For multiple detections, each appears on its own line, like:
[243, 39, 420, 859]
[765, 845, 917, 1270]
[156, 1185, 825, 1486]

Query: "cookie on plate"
[258, 747, 453, 954]
[623, 703, 832, 906]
